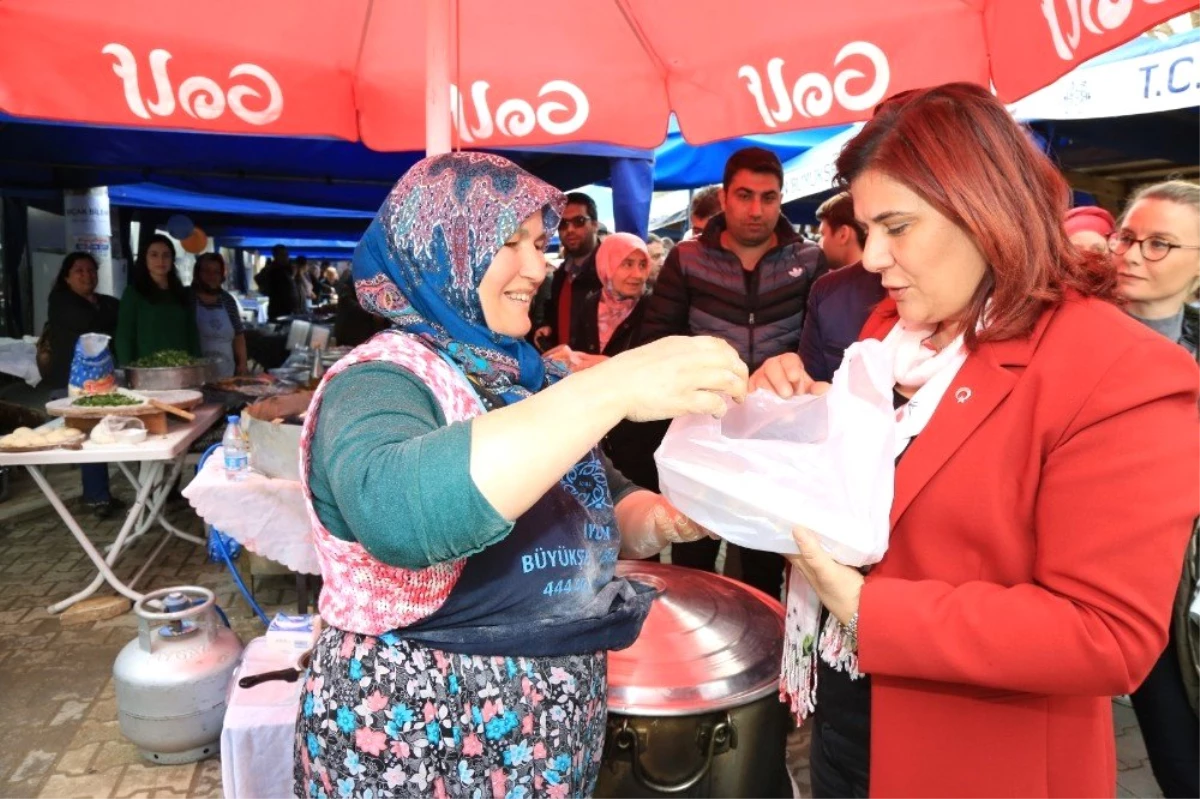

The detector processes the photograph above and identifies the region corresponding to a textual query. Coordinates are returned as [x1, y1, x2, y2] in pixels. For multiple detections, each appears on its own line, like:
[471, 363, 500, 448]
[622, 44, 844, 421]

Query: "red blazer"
[855, 295, 1199, 797]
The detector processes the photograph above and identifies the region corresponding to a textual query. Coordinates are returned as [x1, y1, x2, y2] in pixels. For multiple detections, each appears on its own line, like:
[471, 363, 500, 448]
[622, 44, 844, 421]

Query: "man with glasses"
[533, 192, 601, 351]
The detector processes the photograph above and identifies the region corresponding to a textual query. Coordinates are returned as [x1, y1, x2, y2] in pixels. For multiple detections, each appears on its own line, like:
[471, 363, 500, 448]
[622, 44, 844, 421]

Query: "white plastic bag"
[89, 414, 147, 445]
[655, 338, 896, 562]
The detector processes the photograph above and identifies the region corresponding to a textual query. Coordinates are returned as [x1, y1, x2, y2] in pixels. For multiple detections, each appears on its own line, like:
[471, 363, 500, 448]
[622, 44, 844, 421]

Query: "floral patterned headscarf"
[353, 152, 566, 405]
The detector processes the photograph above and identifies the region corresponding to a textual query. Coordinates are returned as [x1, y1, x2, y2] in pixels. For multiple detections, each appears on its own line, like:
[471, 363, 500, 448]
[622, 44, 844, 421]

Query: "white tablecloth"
[0, 406, 225, 467]
[183, 447, 320, 574]
[222, 637, 302, 799]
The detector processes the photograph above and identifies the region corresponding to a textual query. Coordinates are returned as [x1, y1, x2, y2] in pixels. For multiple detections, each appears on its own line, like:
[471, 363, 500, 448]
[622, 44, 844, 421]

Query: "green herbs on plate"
[72, 393, 143, 408]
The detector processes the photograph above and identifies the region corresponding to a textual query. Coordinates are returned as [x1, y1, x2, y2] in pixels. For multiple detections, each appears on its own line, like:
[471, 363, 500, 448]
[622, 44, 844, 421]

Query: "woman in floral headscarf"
[293, 152, 747, 799]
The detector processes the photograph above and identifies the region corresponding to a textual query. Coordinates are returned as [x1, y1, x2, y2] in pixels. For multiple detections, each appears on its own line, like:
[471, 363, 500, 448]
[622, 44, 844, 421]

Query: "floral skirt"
[294, 626, 608, 799]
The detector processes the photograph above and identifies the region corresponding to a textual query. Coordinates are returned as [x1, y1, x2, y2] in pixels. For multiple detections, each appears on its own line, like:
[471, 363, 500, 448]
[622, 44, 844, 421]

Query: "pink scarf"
[595, 233, 649, 351]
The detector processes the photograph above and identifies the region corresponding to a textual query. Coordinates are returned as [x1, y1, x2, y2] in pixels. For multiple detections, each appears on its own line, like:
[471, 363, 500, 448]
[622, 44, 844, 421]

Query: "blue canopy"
[213, 235, 359, 251]
[107, 183, 374, 219]
[0, 112, 655, 235]
[651, 117, 853, 191]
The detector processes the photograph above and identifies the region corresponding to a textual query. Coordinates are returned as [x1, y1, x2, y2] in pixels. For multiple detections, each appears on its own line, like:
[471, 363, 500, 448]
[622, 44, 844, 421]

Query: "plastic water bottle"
[222, 415, 249, 481]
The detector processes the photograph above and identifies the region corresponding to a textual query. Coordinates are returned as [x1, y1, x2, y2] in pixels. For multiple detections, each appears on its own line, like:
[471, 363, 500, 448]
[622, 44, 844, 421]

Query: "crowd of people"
[34, 77, 1198, 799]
[42, 235, 218, 514]
[40, 232, 381, 510]
[287, 82, 1198, 799]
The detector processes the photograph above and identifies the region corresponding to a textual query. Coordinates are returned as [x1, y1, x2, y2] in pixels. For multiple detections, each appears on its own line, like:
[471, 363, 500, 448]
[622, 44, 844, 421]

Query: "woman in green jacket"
[116, 234, 201, 365]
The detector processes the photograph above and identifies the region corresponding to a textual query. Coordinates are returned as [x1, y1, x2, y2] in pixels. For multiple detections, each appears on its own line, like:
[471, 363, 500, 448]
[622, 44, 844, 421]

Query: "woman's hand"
[748, 353, 829, 398]
[543, 344, 573, 366]
[600, 336, 749, 422]
[543, 346, 609, 372]
[616, 490, 717, 559]
[787, 525, 864, 626]
[571, 352, 610, 371]
[648, 499, 715, 545]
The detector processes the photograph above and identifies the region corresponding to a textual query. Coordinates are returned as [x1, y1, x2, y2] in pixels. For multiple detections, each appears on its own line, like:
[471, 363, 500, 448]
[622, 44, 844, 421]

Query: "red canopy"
[0, 0, 1189, 150]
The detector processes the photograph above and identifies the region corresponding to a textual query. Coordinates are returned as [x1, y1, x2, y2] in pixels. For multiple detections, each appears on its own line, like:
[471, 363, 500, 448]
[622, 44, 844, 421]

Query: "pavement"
[0, 463, 1167, 798]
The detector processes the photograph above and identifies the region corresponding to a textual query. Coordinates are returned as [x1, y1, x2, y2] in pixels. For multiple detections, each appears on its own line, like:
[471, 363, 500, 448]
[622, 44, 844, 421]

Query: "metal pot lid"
[608, 561, 785, 716]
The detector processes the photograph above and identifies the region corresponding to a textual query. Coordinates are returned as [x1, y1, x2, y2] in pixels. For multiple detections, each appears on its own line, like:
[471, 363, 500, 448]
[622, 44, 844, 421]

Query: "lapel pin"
[955, 387, 972, 404]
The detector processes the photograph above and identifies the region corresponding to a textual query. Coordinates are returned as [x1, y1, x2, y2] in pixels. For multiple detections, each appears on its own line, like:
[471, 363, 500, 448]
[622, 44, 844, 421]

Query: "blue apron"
[398, 360, 654, 657]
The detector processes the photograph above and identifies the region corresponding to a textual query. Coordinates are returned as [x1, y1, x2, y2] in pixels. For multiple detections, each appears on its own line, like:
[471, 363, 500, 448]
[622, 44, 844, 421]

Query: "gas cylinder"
[113, 586, 243, 764]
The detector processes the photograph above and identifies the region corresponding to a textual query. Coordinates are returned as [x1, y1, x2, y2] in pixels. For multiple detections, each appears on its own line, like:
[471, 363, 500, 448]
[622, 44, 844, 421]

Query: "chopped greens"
[72, 393, 142, 408]
[129, 350, 199, 368]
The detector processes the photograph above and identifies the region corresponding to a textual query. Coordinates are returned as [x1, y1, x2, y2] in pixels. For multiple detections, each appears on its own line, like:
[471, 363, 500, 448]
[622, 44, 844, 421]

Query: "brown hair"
[816, 191, 866, 248]
[722, 146, 784, 190]
[835, 82, 1116, 348]
[689, 186, 722, 221]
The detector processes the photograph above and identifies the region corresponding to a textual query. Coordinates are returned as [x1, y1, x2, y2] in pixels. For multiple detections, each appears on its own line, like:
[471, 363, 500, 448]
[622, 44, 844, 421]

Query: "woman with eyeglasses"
[1111, 179, 1199, 799]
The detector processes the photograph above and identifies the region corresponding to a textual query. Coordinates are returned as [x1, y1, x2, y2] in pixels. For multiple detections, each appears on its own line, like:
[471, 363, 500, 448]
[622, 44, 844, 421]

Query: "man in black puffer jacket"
[630, 147, 821, 600]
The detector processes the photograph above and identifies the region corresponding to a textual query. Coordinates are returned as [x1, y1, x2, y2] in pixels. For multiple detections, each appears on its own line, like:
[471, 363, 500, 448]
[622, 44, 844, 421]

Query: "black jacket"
[575, 293, 647, 357]
[543, 248, 600, 350]
[633, 214, 820, 371]
[797, 262, 887, 382]
[333, 271, 387, 347]
[1176, 302, 1195, 710]
[45, 288, 120, 389]
[255, 261, 304, 320]
[574, 292, 658, 491]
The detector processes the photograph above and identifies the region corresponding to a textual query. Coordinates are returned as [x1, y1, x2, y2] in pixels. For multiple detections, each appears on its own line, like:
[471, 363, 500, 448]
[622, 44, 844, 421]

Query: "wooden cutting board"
[45, 390, 203, 419]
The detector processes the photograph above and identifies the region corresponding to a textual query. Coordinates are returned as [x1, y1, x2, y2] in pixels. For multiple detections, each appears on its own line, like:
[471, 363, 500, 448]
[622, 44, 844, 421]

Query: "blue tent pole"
[609, 156, 654, 239]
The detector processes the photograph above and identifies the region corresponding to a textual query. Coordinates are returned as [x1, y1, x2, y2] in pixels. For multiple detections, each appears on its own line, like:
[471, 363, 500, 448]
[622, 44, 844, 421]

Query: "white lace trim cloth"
[183, 450, 321, 575]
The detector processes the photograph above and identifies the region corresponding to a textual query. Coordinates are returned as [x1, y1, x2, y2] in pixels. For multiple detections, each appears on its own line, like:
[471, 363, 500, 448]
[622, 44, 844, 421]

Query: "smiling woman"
[750, 82, 1199, 798]
[115, 234, 200, 366]
[293, 152, 750, 799]
[477, 213, 549, 337]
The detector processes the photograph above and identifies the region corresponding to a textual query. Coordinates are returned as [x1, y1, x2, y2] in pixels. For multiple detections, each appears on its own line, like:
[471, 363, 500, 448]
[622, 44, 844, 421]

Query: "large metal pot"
[124, 359, 214, 390]
[596, 562, 791, 798]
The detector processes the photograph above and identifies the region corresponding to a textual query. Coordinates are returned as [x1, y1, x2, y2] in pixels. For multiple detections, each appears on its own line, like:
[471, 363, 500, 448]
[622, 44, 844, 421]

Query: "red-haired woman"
[750, 83, 1199, 797]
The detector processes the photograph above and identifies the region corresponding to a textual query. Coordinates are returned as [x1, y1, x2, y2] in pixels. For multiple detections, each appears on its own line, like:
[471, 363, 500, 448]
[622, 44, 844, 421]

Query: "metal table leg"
[41, 455, 205, 614]
[109, 456, 205, 549]
[32, 463, 162, 614]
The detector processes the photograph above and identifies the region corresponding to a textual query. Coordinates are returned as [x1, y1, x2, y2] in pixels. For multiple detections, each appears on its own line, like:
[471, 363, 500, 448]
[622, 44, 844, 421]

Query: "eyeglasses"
[1108, 231, 1200, 262]
[558, 215, 592, 231]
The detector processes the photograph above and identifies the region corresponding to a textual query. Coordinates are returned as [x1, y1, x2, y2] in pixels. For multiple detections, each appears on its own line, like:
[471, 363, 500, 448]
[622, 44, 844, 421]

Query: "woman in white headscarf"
[577, 233, 652, 359]
[565, 233, 662, 496]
